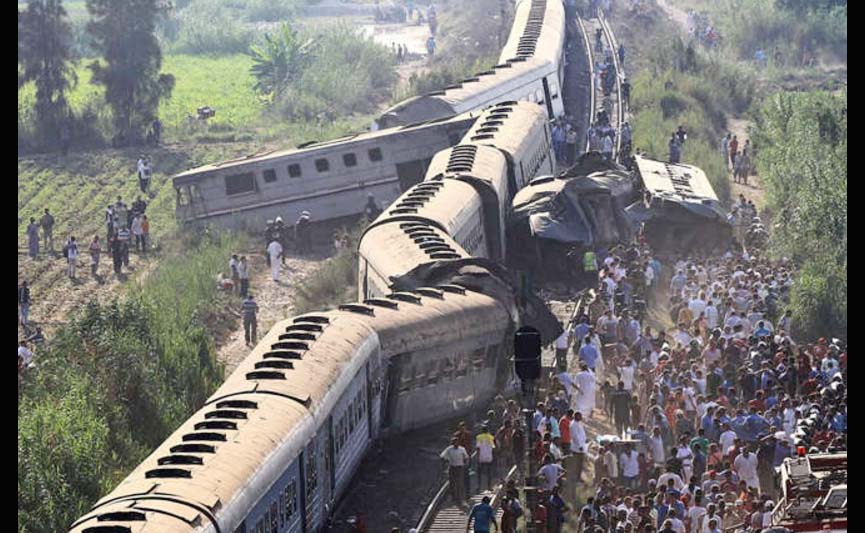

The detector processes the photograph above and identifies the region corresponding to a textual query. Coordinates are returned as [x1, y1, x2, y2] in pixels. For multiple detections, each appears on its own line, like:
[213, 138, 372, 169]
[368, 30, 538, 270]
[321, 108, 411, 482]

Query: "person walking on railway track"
[26, 217, 40, 258]
[441, 437, 470, 505]
[241, 294, 259, 346]
[467, 495, 498, 533]
[40, 208, 55, 253]
[476, 424, 496, 490]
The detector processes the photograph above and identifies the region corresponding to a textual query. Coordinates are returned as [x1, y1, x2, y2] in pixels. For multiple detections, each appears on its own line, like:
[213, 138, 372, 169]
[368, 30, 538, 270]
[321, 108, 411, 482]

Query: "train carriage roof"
[463, 101, 549, 156]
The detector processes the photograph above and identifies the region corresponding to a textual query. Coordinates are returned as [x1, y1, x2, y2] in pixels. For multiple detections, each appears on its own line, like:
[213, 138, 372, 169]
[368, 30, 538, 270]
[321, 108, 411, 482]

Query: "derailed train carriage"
[171, 0, 565, 233]
[358, 101, 555, 300]
[69, 288, 515, 533]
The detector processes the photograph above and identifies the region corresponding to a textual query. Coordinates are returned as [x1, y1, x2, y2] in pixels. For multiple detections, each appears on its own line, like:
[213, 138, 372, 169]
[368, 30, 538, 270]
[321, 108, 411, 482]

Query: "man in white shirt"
[18, 341, 34, 368]
[704, 301, 719, 330]
[537, 455, 565, 492]
[688, 292, 707, 320]
[440, 438, 470, 503]
[719, 424, 737, 456]
[733, 448, 759, 490]
[687, 496, 708, 533]
[658, 467, 685, 491]
[620, 443, 640, 488]
[648, 427, 666, 468]
[555, 325, 570, 371]
[569, 411, 587, 453]
[266, 239, 283, 281]
[618, 358, 636, 392]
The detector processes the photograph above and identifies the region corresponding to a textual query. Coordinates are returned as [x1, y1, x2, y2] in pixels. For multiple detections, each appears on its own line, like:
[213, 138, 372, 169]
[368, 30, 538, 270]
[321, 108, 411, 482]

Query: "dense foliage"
[751, 91, 847, 339]
[631, 38, 757, 204]
[18, 233, 237, 533]
[251, 23, 397, 121]
[18, 0, 77, 148]
[86, 0, 175, 145]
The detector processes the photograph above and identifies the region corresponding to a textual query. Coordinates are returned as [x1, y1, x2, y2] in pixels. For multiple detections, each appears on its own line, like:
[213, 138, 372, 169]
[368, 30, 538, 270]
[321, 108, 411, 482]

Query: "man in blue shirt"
[467, 495, 498, 533]
[656, 490, 685, 527]
[578, 336, 599, 371]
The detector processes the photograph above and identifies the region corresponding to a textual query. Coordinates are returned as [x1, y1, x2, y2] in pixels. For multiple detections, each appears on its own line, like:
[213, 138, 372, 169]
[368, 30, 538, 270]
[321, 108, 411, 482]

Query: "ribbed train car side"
[462, 101, 556, 196]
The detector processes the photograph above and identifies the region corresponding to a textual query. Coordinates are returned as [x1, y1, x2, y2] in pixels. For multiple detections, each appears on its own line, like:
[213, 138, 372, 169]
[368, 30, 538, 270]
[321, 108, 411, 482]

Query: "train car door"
[395, 159, 430, 191]
[541, 78, 555, 119]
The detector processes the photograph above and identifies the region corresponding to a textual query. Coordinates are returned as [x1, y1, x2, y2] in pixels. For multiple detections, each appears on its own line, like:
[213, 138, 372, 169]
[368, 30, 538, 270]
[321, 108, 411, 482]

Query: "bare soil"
[216, 249, 331, 373]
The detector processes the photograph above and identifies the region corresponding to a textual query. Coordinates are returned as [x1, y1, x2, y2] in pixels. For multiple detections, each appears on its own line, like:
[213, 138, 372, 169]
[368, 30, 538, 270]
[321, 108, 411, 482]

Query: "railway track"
[581, 9, 626, 161]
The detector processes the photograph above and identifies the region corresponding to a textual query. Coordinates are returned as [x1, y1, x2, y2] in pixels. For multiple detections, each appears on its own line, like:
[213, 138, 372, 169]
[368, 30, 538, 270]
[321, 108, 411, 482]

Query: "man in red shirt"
[559, 411, 572, 454]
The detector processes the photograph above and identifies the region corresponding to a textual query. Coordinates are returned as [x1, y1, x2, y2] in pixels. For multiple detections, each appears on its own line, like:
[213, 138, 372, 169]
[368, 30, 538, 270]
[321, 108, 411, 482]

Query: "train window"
[368, 147, 383, 162]
[287, 163, 302, 178]
[270, 503, 278, 532]
[225, 172, 256, 196]
[306, 442, 318, 493]
[279, 493, 285, 526]
[262, 169, 277, 183]
[343, 153, 357, 167]
[315, 158, 330, 173]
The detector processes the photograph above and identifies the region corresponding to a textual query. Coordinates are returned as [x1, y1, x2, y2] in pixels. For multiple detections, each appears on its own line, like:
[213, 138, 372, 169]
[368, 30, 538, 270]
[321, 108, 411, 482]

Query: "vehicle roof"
[463, 101, 549, 156]
[634, 154, 720, 202]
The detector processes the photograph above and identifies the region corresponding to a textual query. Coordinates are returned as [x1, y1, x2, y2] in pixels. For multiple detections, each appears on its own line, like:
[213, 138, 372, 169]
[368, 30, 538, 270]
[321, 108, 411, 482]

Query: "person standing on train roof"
[267, 237, 283, 282]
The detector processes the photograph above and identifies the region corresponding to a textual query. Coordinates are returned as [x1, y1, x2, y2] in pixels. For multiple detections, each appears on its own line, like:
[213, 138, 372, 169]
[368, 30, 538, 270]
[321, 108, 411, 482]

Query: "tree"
[18, 0, 77, 146]
[86, 0, 175, 146]
[249, 23, 313, 100]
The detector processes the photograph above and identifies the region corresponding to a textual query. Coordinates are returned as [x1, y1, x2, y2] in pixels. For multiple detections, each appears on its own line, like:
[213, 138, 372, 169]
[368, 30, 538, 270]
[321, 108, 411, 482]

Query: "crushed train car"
[627, 154, 731, 253]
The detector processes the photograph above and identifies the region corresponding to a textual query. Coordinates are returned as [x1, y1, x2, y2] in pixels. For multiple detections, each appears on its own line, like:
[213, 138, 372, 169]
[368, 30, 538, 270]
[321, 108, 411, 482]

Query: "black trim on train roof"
[255, 360, 295, 370]
[195, 420, 238, 431]
[278, 332, 317, 342]
[84, 526, 132, 533]
[387, 292, 422, 304]
[96, 511, 146, 522]
[182, 432, 227, 442]
[429, 252, 463, 259]
[145, 468, 192, 479]
[471, 134, 495, 141]
[338, 303, 375, 316]
[246, 370, 287, 380]
[437, 284, 467, 294]
[363, 298, 399, 310]
[158, 455, 204, 466]
[264, 350, 303, 360]
[170, 443, 216, 454]
[271, 341, 309, 351]
[293, 315, 330, 324]
[416, 287, 444, 299]
[216, 399, 258, 409]
[390, 207, 419, 215]
[205, 410, 248, 420]
[286, 323, 323, 333]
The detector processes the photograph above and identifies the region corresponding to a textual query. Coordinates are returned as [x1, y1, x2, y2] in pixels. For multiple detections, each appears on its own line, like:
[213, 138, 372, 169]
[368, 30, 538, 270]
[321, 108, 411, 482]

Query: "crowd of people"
[439, 233, 846, 533]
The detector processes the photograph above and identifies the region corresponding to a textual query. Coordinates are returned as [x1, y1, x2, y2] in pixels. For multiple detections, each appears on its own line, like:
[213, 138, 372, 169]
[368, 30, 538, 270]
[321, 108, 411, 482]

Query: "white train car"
[69, 287, 512, 533]
[462, 101, 556, 195]
[171, 114, 476, 232]
[377, 0, 566, 127]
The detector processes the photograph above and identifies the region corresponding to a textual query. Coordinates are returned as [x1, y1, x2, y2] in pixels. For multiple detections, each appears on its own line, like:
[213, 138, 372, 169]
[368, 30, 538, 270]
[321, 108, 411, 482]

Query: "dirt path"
[18, 249, 160, 340]
[726, 117, 766, 210]
[216, 250, 330, 374]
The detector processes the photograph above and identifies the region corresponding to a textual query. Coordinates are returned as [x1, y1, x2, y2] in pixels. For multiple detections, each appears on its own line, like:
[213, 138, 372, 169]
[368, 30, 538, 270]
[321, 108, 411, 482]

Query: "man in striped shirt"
[241, 294, 259, 346]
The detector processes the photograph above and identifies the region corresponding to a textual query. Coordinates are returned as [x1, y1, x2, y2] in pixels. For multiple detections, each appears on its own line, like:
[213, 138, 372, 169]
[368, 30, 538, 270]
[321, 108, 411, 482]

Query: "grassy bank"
[750, 90, 846, 340]
[18, 232, 240, 533]
[630, 39, 758, 205]
[293, 225, 364, 314]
